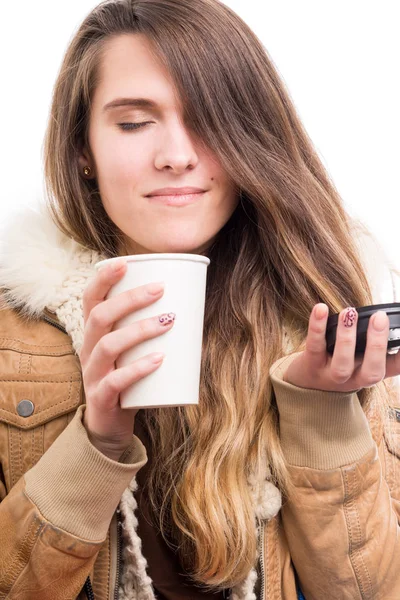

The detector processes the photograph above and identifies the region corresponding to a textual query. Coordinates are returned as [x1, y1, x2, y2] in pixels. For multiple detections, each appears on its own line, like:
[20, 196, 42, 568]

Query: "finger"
[330, 307, 358, 384]
[87, 312, 175, 383]
[357, 310, 389, 387]
[95, 352, 166, 413]
[82, 259, 127, 324]
[304, 303, 330, 369]
[81, 278, 164, 363]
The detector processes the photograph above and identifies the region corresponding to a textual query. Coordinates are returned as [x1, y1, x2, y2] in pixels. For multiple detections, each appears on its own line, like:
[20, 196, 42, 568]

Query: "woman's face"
[79, 33, 239, 255]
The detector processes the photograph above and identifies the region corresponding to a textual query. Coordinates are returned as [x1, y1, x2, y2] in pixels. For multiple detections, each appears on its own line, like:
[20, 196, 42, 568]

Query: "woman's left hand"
[283, 304, 400, 392]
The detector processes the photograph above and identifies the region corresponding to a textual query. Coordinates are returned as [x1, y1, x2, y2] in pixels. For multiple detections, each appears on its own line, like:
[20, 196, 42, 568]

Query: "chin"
[151, 247, 206, 255]
[148, 240, 211, 255]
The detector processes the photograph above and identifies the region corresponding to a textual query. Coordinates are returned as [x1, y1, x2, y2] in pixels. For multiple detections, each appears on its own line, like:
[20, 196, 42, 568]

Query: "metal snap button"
[17, 400, 35, 417]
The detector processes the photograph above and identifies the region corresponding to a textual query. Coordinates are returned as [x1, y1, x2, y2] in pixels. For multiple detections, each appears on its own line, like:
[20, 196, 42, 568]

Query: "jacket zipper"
[83, 576, 95, 600]
[41, 312, 67, 334]
[259, 521, 266, 600]
[82, 512, 122, 600]
[114, 508, 122, 600]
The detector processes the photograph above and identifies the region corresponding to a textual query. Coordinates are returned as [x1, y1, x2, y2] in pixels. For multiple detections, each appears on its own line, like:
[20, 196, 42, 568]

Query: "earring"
[83, 166, 91, 176]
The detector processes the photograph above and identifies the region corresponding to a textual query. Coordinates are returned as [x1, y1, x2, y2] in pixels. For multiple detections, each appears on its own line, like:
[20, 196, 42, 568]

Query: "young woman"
[1, 1, 399, 599]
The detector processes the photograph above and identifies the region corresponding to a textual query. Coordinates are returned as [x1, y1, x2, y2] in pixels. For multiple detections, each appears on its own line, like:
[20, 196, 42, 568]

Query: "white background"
[1, 1, 399, 266]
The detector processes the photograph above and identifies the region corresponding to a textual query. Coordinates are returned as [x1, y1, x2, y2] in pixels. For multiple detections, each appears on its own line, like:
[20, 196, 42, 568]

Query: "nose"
[154, 117, 199, 173]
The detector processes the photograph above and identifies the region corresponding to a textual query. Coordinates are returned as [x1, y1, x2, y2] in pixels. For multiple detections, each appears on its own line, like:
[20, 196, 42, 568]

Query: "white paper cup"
[94, 253, 210, 409]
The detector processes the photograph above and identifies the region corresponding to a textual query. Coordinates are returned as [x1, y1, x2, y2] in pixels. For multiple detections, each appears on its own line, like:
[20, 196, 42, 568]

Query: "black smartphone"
[325, 302, 400, 356]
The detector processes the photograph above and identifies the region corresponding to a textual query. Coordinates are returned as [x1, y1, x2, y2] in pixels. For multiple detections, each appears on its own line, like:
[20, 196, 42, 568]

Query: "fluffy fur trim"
[119, 479, 157, 600]
[0, 203, 104, 354]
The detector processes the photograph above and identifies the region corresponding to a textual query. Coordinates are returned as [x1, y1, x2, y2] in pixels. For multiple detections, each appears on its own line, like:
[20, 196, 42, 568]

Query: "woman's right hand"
[80, 258, 175, 461]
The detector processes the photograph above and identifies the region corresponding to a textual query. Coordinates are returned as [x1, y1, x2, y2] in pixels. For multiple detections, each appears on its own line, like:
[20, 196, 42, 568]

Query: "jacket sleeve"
[0, 404, 147, 600]
[270, 352, 400, 600]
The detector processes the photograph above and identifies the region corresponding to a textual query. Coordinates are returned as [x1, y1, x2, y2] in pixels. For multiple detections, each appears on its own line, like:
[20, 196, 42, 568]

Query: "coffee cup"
[94, 253, 210, 409]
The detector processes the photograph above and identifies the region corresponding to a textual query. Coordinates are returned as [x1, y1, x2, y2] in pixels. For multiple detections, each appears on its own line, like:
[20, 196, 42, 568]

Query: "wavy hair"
[42, 0, 399, 590]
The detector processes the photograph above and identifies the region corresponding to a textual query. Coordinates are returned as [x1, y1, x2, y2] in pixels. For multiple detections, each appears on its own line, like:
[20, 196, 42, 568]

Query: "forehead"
[94, 33, 182, 113]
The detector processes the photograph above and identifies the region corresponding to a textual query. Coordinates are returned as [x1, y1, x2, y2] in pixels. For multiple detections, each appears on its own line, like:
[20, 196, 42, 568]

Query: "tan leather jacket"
[1, 208, 400, 599]
[1, 302, 400, 600]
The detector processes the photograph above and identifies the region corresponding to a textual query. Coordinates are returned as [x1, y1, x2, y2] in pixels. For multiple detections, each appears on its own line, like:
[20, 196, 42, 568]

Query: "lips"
[146, 192, 205, 207]
[146, 187, 206, 197]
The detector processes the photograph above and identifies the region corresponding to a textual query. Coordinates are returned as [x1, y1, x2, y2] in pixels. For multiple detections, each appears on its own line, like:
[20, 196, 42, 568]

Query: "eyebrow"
[103, 97, 160, 112]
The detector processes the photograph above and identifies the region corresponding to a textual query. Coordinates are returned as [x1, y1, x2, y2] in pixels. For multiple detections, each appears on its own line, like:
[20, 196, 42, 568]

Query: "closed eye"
[118, 122, 152, 131]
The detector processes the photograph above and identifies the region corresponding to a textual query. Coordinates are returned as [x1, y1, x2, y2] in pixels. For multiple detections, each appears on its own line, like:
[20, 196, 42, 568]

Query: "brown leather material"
[1, 302, 400, 599]
[0, 477, 103, 599]
[280, 446, 400, 600]
[264, 517, 281, 599]
[382, 392, 400, 503]
[0, 306, 83, 494]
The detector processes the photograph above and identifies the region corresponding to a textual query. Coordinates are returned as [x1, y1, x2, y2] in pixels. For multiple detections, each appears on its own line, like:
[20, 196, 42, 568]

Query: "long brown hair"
[42, 0, 398, 590]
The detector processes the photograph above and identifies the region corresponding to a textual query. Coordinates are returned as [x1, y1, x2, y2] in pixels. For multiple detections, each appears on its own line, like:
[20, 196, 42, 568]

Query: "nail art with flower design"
[159, 312, 176, 326]
[342, 307, 357, 328]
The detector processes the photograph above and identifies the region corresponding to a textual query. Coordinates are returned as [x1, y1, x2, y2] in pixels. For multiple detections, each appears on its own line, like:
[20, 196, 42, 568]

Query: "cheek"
[92, 129, 146, 184]
[218, 178, 240, 212]
[107, 151, 141, 185]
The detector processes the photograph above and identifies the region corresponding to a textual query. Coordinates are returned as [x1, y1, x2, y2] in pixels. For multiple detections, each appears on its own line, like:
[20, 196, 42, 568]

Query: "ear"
[77, 146, 96, 178]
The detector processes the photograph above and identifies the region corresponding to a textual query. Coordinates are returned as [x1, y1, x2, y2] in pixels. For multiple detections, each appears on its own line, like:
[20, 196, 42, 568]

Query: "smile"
[146, 192, 205, 207]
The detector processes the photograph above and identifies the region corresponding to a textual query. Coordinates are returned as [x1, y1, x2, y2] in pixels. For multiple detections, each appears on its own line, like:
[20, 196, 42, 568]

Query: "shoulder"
[0, 288, 74, 352]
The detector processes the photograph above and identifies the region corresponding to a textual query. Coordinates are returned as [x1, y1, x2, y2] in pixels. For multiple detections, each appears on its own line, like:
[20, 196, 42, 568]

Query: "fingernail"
[151, 352, 165, 363]
[315, 304, 328, 319]
[98, 258, 126, 273]
[342, 307, 357, 327]
[373, 310, 387, 331]
[147, 282, 165, 295]
[159, 312, 176, 326]
[111, 258, 127, 272]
